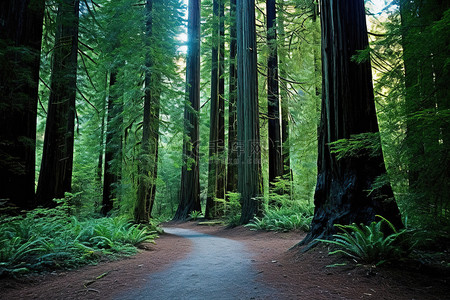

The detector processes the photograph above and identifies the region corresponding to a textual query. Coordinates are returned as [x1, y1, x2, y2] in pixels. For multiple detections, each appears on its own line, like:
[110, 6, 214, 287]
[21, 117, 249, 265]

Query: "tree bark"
[205, 0, 220, 219]
[101, 70, 123, 216]
[278, 1, 292, 192]
[0, 0, 45, 210]
[226, 0, 238, 195]
[216, 0, 226, 204]
[237, 0, 263, 224]
[36, 0, 79, 208]
[266, 0, 283, 193]
[301, 0, 403, 245]
[174, 0, 202, 220]
[135, 0, 160, 223]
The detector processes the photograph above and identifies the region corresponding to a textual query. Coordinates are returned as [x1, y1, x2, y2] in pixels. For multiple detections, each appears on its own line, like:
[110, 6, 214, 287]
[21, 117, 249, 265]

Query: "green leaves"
[0, 211, 158, 277]
[319, 216, 415, 266]
[246, 206, 313, 232]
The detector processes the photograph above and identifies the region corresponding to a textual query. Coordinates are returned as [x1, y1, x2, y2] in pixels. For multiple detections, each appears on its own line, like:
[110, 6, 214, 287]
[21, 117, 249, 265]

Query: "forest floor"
[1, 221, 449, 299]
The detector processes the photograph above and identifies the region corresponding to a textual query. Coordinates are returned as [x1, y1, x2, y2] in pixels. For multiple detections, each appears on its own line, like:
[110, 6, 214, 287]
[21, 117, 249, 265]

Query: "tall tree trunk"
[101, 71, 123, 216]
[174, 0, 201, 220]
[278, 1, 292, 192]
[0, 0, 45, 210]
[267, 0, 283, 193]
[216, 0, 226, 203]
[135, 0, 159, 224]
[237, 0, 263, 224]
[226, 0, 238, 195]
[97, 72, 108, 183]
[205, 0, 220, 219]
[36, 0, 79, 208]
[300, 0, 403, 245]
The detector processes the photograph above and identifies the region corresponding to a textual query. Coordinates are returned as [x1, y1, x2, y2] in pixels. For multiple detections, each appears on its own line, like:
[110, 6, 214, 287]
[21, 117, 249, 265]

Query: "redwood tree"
[135, 0, 160, 223]
[266, 0, 283, 192]
[174, 0, 201, 220]
[101, 70, 123, 216]
[36, 0, 79, 208]
[205, 0, 220, 219]
[237, 0, 263, 224]
[301, 0, 403, 245]
[0, 0, 45, 210]
[226, 0, 238, 195]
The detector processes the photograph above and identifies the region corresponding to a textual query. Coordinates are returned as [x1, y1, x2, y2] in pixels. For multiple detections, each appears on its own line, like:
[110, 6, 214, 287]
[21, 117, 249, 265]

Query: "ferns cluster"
[0, 203, 158, 277]
[320, 216, 415, 266]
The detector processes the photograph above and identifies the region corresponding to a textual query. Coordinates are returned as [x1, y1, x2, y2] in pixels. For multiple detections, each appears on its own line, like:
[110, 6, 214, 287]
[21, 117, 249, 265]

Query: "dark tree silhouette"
[174, 0, 201, 220]
[135, 0, 161, 223]
[205, 0, 220, 219]
[301, 0, 403, 245]
[266, 0, 283, 193]
[237, 0, 263, 224]
[226, 0, 238, 195]
[101, 70, 123, 216]
[0, 0, 45, 210]
[36, 0, 79, 208]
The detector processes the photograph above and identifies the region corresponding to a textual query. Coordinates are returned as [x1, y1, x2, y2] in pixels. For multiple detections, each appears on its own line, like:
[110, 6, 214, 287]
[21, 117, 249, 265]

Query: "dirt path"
[1, 222, 449, 300]
[116, 227, 275, 299]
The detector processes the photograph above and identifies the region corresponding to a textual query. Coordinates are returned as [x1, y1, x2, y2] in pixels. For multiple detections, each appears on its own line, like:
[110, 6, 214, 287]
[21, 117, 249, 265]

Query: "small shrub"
[319, 215, 415, 266]
[245, 206, 313, 232]
[188, 211, 203, 220]
[0, 203, 159, 277]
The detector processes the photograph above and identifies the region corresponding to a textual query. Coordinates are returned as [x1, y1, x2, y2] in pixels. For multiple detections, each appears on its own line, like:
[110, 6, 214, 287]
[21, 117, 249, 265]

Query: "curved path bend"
[116, 227, 276, 300]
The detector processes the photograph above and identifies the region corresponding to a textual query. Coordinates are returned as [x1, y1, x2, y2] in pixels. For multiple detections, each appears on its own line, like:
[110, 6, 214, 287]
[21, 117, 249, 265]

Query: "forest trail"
[115, 227, 276, 300]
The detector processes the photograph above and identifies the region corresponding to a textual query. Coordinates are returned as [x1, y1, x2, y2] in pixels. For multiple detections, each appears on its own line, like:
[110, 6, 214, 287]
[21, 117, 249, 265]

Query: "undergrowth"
[319, 215, 415, 266]
[0, 198, 158, 277]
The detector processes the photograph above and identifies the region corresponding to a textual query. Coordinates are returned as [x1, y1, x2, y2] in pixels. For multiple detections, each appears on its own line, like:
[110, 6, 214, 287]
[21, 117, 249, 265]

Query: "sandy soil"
[1, 221, 449, 299]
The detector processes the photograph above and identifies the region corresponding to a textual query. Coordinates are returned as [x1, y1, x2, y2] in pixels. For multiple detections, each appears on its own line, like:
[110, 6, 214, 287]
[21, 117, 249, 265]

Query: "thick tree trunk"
[301, 0, 403, 245]
[36, 0, 79, 208]
[237, 0, 263, 224]
[266, 0, 283, 193]
[0, 0, 45, 210]
[205, 0, 220, 219]
[174, 0, 201, 220]
[101, 71, 123, 216]
[226, 0, 238, 195]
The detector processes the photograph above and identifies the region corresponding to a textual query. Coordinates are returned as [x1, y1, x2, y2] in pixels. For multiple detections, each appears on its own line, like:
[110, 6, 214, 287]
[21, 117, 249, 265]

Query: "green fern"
[319, 215, 415, 266]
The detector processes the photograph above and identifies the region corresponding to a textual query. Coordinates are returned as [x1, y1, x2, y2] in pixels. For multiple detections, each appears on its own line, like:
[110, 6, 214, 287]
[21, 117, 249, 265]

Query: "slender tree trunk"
[0, 0, 45, 210]
[36, 0, 79, 208]
[101, 70, 123, 216]
[216, 0, 226, 203]
[174, 0, 202, 220]
[300, 0, 403, 245]
[205, 0, 220, 219]
[267, 0, 283, 194]
[278, 1, 292, 192]
[237, 0, 263, 224]
[226, 0, 238, 195]
[135, 0, 161, 223]
[97, 72, 108, 183]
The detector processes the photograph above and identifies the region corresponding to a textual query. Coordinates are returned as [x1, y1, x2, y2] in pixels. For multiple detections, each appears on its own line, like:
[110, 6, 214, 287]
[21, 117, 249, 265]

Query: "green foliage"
[0, 202, 158, 277]
[218, 192, 242, 227]
[188, 211, 203, 220]
[246, 206, 312, 232]
[329, 132, 383, 160]
[319, 216, 415, 266]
